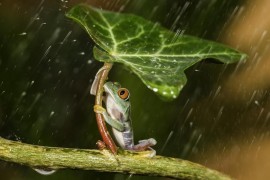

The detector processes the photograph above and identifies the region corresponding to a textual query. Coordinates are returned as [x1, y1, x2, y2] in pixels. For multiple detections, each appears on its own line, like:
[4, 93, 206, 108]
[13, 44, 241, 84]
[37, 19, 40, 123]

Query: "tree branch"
[0, 137, 231, 180]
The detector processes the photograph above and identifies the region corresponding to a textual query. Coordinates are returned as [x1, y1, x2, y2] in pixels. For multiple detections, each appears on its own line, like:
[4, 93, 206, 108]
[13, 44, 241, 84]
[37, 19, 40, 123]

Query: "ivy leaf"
[66, 4, 246, 101]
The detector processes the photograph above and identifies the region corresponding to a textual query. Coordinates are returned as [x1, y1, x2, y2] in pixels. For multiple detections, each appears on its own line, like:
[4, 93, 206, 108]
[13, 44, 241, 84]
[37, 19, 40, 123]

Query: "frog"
[90, 69, 156, 155]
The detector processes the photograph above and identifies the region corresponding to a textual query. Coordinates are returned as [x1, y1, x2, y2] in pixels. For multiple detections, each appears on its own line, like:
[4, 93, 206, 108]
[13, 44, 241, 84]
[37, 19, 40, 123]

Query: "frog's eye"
[117, 88, 130, 100]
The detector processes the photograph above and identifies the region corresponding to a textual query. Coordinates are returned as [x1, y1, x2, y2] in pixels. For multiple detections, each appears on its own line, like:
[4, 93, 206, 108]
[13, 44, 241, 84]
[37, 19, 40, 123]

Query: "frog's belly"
[112, 128, 134, 149]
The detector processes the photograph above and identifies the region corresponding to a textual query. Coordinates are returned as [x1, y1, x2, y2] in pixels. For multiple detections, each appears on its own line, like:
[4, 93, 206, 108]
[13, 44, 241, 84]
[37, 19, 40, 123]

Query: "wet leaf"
[67, 4, 246, 101]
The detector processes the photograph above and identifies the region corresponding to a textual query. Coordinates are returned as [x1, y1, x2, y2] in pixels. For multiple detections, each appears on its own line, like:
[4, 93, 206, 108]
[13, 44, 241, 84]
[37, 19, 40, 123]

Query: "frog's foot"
[133, 138, 157, 157]
[93, 105, 106, 114]
[96, 140, 107, 150]
[138, 138, 157, 147]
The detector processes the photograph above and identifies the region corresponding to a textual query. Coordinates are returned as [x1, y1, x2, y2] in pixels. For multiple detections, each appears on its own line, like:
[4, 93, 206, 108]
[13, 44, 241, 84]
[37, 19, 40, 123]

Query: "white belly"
[112, 128, 125, 148]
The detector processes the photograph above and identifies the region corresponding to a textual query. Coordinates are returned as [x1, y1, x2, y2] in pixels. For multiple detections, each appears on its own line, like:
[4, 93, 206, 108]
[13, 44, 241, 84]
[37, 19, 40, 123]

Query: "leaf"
[66, 4, 247, 101]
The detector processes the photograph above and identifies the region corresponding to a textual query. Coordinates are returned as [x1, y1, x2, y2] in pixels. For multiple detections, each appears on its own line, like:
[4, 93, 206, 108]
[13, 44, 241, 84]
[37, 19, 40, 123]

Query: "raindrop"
[87, 60, 92, 64]
[179, 85, 183, 89]
[153, 88, 158, 92]
[79, 52, 85, 55]
[50, 111, 55, 117]
[254, 100, 260, 106]
[60, 31, 71, 44]
[33, 168, 57, 175]
[152, 58, 157, 62]
[19, 32, 27, 36]
[21, 91, 27, 97]
[159, 34, 164, 38]
[160, 131, 174, 153]
[213, 86, 221, 99]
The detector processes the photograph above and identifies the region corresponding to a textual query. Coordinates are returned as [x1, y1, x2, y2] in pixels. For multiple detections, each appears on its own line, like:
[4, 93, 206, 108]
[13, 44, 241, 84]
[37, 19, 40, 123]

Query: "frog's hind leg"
[132, 138, 157, 157]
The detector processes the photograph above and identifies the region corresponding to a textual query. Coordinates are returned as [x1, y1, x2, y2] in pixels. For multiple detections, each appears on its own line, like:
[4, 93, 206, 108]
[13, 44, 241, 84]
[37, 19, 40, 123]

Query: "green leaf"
[66, 4, 246, 101]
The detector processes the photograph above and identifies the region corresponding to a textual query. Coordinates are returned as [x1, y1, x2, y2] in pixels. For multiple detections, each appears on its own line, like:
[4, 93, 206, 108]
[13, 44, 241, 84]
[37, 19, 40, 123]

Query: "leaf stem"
[94, 62, 117, 154]
[0, 137, 232, 180]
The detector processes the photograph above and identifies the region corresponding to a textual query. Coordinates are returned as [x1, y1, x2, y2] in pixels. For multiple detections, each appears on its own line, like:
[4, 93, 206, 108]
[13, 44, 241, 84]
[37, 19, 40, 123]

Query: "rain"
[0, 0, 269, 180]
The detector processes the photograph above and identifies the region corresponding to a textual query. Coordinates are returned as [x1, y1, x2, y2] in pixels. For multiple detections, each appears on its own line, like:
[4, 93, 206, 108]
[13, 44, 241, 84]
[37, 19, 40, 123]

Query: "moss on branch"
[0, 137, 231, 180]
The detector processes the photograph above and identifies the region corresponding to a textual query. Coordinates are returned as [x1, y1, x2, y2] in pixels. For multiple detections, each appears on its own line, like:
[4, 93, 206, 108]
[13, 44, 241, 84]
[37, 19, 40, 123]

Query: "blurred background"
[0, 0, 269, 179]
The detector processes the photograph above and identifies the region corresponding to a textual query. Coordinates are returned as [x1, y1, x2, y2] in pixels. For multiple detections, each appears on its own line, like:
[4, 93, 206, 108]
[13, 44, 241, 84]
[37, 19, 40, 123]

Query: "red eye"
[117, 88, 130, 100]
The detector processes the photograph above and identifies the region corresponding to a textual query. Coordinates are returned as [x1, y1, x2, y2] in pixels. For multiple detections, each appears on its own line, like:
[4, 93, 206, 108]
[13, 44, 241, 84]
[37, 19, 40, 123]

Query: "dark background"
[2, 0, 270, 179]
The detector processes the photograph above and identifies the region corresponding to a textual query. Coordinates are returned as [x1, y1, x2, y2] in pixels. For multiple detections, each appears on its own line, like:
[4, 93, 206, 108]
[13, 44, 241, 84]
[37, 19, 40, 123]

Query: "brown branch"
[94, 62, 117, 154]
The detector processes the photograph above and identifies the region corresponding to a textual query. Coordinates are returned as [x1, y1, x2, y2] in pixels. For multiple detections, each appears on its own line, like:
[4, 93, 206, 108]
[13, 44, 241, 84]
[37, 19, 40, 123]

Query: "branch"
[93, 62, 117, 154]
[0, 137, 231, 180]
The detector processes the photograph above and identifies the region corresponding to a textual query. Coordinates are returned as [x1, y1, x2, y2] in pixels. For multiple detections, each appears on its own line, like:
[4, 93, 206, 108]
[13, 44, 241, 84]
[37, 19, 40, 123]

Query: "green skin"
[90, 70, 156, 153]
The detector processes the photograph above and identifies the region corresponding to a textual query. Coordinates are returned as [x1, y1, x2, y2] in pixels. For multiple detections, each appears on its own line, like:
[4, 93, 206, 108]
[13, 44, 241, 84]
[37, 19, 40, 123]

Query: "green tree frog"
[91, 71, 156, 155]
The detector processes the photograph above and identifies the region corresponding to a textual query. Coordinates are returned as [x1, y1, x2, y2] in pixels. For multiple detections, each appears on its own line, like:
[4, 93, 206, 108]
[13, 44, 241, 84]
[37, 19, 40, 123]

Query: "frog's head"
[103, 82, 130, 112]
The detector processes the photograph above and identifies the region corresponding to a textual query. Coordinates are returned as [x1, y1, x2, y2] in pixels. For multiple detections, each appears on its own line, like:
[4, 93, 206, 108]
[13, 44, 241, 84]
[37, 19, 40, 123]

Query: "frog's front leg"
[94, 105, 125, 132]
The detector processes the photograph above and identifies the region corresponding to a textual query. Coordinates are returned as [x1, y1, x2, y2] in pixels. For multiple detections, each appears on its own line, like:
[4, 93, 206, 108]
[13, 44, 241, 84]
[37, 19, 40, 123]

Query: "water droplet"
[79, 52, 85, 55]
[19, 32, 27, 36]
[50, 111, 55, 117]
[21, 91, 27, 96]
[254, 100, 260, 106]
[153, 88, 158, 92]
[33, 168, 57, 175]
[87, 60, 92, 64]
